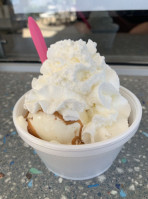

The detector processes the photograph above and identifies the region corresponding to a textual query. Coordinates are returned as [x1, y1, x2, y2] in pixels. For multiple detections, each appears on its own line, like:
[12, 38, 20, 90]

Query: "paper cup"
[13, 86, 142, 180]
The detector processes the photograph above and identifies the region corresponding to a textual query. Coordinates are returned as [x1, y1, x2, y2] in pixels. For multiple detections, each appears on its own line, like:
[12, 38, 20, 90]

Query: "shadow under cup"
[13, 86, 142, 180]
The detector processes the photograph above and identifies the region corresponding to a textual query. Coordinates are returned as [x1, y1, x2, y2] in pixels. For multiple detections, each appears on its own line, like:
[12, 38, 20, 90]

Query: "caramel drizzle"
[26, 110, 84, 145]
[26, 118, 41, 139]
[25, 110, 41, 139]
[24, 111, 29, 119]
[53, 111, 84, 145]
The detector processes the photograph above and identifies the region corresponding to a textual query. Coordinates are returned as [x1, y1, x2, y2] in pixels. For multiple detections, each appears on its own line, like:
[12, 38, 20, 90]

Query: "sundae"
[17, 39, 131, 145]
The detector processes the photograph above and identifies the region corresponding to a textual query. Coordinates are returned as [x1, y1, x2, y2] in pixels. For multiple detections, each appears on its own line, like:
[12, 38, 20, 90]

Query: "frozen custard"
[17, 39, 131, 145]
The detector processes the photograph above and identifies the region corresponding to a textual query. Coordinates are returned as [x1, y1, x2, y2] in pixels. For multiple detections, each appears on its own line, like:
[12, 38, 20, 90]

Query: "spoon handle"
[28, 17, 47, 63]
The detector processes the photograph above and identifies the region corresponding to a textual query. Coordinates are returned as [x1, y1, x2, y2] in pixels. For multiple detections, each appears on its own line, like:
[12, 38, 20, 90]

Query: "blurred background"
[0, 0, 148, 65]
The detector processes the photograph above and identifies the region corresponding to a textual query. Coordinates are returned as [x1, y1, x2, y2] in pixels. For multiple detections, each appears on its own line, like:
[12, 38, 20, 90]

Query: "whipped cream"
[24, 39, 131, 144]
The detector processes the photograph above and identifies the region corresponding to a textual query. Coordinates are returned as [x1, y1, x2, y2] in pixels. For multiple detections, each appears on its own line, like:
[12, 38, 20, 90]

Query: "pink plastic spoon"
[28, 17, 47, 63]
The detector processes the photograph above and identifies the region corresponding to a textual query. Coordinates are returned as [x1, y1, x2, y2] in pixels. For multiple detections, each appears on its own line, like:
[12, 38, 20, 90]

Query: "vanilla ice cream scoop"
[26, 111, 83, 144]
[18, 39, 131, 144]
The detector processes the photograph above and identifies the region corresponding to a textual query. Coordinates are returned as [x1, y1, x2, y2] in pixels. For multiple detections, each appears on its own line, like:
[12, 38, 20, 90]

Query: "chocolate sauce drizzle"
[53, 112, 84, 145]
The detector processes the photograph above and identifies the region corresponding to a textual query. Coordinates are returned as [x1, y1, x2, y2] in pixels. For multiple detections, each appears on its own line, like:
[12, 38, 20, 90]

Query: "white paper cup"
[13, 86, 142, 180]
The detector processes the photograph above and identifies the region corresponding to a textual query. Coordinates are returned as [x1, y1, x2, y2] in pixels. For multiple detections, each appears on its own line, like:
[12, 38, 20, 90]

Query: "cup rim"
[13, 86, 142, 151]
